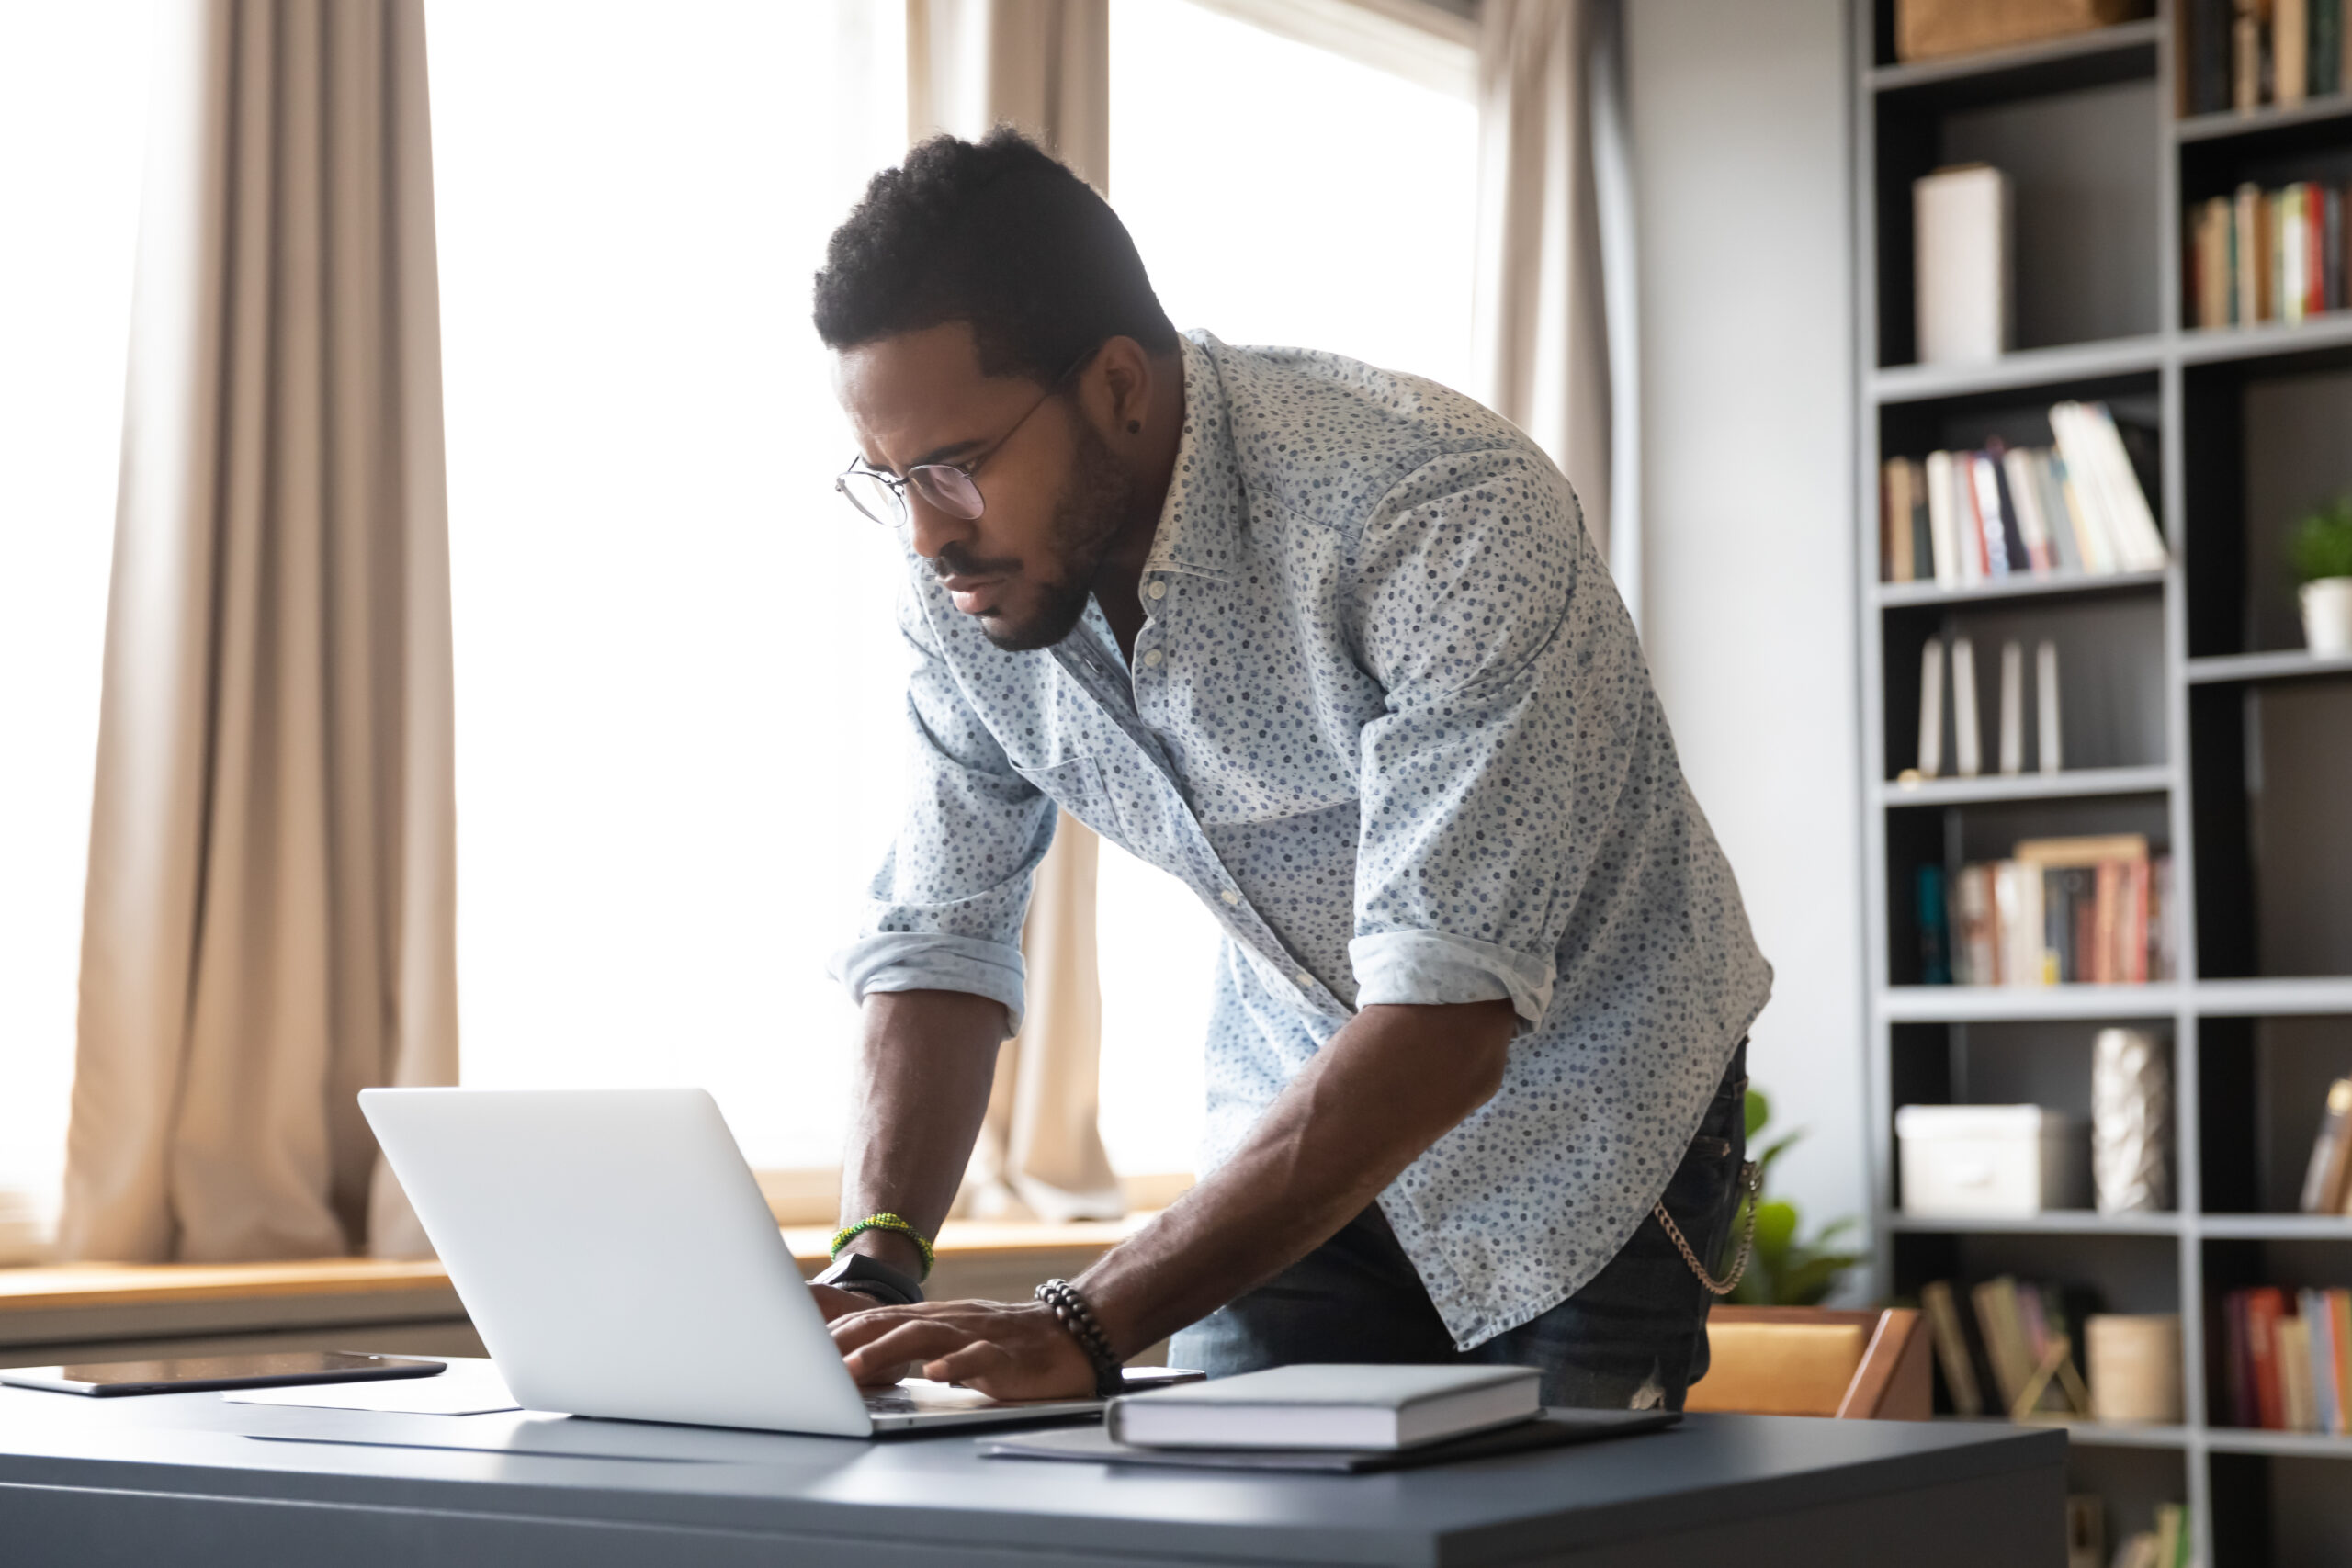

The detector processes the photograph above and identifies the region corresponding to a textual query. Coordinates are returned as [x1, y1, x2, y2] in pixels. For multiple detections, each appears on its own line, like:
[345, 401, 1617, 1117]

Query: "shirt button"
[1220, 889, 1238, 905]
[1295, 971, 1314, 987]
[1146, 581, 1168, 600]
[1141, 649, 1164, 668]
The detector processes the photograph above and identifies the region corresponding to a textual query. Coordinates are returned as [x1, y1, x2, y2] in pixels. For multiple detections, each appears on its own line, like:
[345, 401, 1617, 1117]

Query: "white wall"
[1625, 0, 1871, 1290]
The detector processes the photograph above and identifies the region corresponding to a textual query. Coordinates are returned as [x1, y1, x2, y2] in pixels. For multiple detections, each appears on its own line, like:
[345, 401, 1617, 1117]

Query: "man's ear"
[1090, 335, 1156, 437]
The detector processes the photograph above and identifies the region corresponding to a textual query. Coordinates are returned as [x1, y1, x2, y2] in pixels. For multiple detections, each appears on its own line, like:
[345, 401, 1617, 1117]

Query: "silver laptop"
[359, 1087, 1112, 1436]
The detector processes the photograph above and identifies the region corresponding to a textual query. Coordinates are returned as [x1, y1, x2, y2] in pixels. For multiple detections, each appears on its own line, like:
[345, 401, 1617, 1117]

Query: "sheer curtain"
[0, 0, 153, 1263]
[427, 1, 912, 1172]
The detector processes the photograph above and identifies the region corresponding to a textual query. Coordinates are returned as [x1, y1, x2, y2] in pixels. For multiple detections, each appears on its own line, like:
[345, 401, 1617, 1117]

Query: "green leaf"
[1744, 1089, 1770, 1141]
[1753, 1131, 1804, 1180]
[2290, 496, 2352, 584]
[1773, 1254, 1856, 1307]
[1751, 1200, 1798, 1261]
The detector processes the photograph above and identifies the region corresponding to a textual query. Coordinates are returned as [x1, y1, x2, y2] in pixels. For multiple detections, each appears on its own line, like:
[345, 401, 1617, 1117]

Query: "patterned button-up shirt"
[833, 332, 1770, 1346]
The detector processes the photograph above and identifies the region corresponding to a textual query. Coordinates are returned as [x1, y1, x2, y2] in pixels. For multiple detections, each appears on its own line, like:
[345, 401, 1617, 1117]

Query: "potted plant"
[2292, 496, 2352, 657]
[1716, 1088, 1861, 1307]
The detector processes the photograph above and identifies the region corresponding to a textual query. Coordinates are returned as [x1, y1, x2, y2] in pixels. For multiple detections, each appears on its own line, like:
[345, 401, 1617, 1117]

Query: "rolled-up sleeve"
[1344, 449, 1641, 1033]
[827, 581, 1054, 1035]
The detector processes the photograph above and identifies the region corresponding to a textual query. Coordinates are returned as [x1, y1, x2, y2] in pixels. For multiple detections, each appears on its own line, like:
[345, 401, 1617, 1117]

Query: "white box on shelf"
[1896, 1104, 2086, 1217]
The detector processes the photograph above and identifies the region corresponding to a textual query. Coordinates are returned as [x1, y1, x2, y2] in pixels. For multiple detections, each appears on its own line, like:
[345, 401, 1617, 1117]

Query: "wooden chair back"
[1682, 1306, 1932, 1419]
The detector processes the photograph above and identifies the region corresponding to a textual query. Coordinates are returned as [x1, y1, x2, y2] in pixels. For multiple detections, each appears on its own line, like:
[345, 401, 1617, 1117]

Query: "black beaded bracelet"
[1034, 1278, 1124, 1399]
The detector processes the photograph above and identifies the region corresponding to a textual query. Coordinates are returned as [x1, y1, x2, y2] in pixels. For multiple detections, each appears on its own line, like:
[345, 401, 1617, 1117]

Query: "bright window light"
[1110, 0, 1479, 392]
[0, 0, 153, 1246]
[427, 1, 911, 1169]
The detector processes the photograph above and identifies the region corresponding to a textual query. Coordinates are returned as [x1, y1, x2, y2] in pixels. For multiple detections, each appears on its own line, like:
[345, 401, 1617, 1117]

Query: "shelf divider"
[1876, 765, 2174, 807]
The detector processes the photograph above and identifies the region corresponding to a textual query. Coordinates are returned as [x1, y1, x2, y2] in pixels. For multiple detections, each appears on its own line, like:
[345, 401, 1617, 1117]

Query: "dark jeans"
[1170, 1041, 1748, 1410]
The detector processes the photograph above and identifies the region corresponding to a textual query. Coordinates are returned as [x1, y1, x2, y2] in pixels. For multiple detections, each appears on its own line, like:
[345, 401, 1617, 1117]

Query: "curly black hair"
[812, 128, 1177, 384]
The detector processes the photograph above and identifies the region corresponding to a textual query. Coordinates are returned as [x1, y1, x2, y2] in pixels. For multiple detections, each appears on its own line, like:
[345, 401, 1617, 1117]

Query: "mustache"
[932, 543, 1021, 581]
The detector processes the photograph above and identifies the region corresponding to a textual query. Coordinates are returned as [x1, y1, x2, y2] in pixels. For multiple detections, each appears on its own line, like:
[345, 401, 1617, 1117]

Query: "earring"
[1126, 420, 1142, 434]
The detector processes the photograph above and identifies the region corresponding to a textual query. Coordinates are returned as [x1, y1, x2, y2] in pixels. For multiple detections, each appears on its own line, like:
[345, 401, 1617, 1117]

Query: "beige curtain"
[907, 0, 1125, 1223]
[60, 0, 457, 1263]
[961, 813, 1124, 1220]
[1472, 0, 1612, 562]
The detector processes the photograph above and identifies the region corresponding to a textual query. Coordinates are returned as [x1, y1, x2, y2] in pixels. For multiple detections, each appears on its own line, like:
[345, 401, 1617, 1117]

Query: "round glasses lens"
[838, 470, 903, 526]
[908, 464, 985, 522]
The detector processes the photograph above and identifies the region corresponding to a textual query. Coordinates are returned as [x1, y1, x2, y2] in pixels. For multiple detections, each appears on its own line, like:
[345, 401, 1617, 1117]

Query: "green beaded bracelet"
[828, 1213, 935, 1280]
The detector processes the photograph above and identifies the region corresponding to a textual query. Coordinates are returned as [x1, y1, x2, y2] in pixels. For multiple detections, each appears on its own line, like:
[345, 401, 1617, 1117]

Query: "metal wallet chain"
[1655, 1158, 1763, 1298]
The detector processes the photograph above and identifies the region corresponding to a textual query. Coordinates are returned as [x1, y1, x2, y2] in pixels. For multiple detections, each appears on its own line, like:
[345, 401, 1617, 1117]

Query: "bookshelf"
[1854, 4, 2352, 1563]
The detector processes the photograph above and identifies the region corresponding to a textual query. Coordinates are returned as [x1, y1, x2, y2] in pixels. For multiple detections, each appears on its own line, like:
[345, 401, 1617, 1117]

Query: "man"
[808, 129, 1770, 1409]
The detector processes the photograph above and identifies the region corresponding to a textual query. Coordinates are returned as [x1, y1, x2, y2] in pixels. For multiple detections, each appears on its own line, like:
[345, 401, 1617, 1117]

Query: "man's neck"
[1090, 349, 1186, 664]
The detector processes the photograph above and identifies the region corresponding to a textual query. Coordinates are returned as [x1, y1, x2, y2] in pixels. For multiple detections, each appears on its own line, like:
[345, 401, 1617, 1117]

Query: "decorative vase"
[2303, 577, 2352, 657]
[2092, 1027, 2170, 1214]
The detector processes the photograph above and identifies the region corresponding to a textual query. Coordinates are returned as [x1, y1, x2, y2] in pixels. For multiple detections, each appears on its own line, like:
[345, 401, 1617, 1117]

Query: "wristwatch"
[811, 1250, 925, 1308]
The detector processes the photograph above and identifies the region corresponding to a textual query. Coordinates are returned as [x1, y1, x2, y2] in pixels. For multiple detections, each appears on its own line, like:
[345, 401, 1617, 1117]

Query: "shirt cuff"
[828, 933, 1027, 1037]
[1348, 931, 1555, 1031]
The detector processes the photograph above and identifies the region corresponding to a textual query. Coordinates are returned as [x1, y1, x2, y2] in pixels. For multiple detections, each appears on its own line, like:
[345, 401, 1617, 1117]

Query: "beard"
[967, 412, 1138, 654]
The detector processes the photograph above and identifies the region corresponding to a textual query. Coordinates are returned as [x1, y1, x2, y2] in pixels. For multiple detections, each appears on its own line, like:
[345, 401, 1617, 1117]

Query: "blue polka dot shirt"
[833, 332, 1772, 1347]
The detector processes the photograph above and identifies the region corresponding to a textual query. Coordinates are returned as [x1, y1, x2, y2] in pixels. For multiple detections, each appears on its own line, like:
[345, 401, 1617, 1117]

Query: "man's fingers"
[827, 1307, 909, 1355]
[828, 1302, 1011, 1352]
[921, 1339, 1013, 1389]
[841, 1319, 986, 1382]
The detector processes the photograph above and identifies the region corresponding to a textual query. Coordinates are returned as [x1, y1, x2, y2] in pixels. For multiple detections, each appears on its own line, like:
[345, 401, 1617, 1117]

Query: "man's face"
[834, 322, 1134, 652]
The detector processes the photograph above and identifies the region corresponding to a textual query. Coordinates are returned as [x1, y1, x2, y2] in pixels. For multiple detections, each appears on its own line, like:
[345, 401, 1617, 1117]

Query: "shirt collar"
[1141, 332, 1243, 583]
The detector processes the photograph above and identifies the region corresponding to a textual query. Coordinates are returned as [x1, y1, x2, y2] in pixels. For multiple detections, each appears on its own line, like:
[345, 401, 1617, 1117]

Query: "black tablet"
[0, 1350, 446, 1397]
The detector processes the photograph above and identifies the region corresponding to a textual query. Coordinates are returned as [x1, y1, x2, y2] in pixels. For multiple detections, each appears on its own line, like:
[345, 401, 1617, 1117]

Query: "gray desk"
[0, 1359, 2064, 1566]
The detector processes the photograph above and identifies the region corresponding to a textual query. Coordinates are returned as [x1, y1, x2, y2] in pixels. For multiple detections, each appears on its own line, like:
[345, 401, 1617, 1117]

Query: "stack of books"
[2220, 1286, 2352, 1431]
[2185, 182, 2349, 329]
[2182, 0, 2351, 114]
[1920, 1275, 2096, 1419]
[1917, 836, 2177, 987]
[1880, 402, 2166, 585]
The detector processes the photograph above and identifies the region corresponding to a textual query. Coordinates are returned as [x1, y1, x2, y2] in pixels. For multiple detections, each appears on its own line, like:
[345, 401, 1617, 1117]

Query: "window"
[0, 0, 152, 1252]
[1091, 0, 1481, 1180]
[1109, 0, 1480, 392]
[427, 1, 911, 1169]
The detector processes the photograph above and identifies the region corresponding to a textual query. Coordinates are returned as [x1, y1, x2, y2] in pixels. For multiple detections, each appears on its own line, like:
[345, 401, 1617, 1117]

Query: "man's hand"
[828, 1299, 1096, 1400]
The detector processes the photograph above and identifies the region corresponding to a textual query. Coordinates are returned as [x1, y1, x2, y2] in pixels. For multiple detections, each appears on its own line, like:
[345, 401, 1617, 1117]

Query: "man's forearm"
[837, 988, 1007, 1278]
[1075, 998, 1516, 1358]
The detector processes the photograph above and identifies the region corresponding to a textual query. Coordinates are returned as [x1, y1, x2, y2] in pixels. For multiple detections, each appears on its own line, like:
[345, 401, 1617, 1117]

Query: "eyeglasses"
[836, 348, 1098, 529]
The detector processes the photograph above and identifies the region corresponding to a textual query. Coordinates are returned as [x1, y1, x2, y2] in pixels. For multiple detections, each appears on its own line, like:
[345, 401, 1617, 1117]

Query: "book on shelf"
[1922, 835, 2175, 986]
[1951, 634, 1983, 777]
[1998, 639, 2026, 774]
[2222, 1285, 2352, 1431]
[1917, 637, 1947, 778]
[1880, 403, 2165, 585]
[2065, 1495, 2104, 1568]
[1917, 862, 1953, 984]
[2186, 0, 2350, 112]
[1921, 1280, 1984, 1415]
[2296, 1077, 2352, 1213]
[2187, 179, 2348, 329]
[2037, 640, 2062, 774]
[1924, 1273, 2098, 1419]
